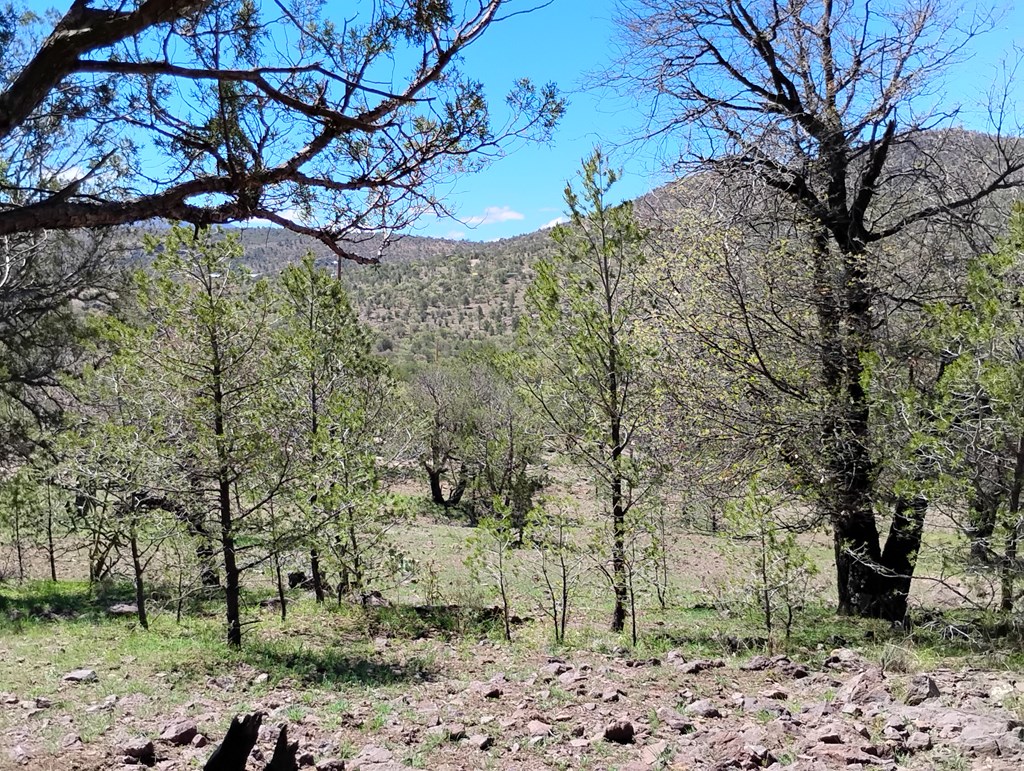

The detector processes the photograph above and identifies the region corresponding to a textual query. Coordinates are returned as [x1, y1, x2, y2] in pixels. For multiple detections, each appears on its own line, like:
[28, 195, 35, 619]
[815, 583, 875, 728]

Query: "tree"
[0, 229, 119, 460]
[615, 0, 1024, 619]
[927, 202, 1024, 610]
[410, 365, 476, 509]
[275, 254, 407, 605]
[518, 150, 662, 633]
[0, 0, 562, 263]
[463, 359, 545, 539]
[133, 225, 292, 647]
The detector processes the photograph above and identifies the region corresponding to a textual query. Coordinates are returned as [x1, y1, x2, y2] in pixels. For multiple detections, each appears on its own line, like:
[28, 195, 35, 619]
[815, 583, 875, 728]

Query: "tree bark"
[310, 548, 325, 604]
[129, 520, 149, 630]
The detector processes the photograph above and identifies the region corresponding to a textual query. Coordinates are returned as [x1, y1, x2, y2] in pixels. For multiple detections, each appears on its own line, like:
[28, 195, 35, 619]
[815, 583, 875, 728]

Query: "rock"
[191, 734, 208, 748]
[824, 648, 866, 670]
[905, 675, 940, 705]
[569, 738, 590, 748]
[640, 739, 669, 764]
[604, 720, 635, 744]
[602, 689, 621, 703]
[159, 719, 198, 745]
[297, 751, 315, 767]
[684, 699, 721, 718]
[678, 658, 725, 675]
[836, 669, 890, 705]
[906, 731, 931, 751]
[445, 723, 466, 741]
[61, 733, 83, 749]
[527, 720, 552, 737]
[62, 669, 98, 683]
[657, 706, 695, 734]
[741, 655, 773, 671]
[543, 662, 570, 676]
[208, 675, 235, 691]
[559, 670, 584, 686]
[7, 745, 30, 765]
[759, 687, 788, 700]
[121, 737, 155, 762]
[469, 734, 493, 750]
[316, 761, 345, 771]
[743, 744, 775, 767]
[87, 694, 118, 712]
[353, 745, 392, 764]
[108, 603, 138, 616]
[253, 673, 270, 685]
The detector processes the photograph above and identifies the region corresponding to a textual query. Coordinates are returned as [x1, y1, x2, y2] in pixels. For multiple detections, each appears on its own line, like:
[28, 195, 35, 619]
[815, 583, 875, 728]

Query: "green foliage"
[711, 478, 818, 651]
[924, 202, 1024, 609]
[517, 149, 663, 633]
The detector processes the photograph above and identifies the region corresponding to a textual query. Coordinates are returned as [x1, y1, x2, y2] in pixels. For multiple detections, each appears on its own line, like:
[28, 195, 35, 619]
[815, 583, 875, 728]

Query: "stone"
[354, 745, 392, 764]
[7, 745, 30, 765]
[527, 720, 552, 737]
[760, 687, 788, 700]
[62, 669, 98, 683]
[445, 723, 466, 741]
[602, 689, 621, 703]
[159, 718, 198, 745]
[604, 720, 635, 744]
[906, 731, 931, 751]
[108, 603, 138, 616]
[741, 655, 772, 671]
[836, 669, 890, 705]
[640, 739, 669, 764]
[469, 733, 493, 750]
[559, 670, 583, 686]
[121, 737, 155, 762]
[87, 694, 118, 713]
[61, 733, 83, 749]
[253, 673, 270, 685]
[678, 658, 725, 675]
[297, 751, 315, 767]
[316, 761, 345, 771]
[191, 734, 209, 748]
[684, 699, 721, 718]
[905, 675, 940, 706]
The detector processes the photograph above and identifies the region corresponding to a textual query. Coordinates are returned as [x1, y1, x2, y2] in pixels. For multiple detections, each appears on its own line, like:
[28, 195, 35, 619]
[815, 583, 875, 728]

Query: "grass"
[6, 508, 1024, 767]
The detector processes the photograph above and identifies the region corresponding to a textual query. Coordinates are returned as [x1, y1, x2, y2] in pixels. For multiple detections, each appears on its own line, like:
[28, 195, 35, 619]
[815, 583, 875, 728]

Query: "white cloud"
[445, 230, 466, 240]
[464, 205, 525, 226]
[540, 216, 568, 230]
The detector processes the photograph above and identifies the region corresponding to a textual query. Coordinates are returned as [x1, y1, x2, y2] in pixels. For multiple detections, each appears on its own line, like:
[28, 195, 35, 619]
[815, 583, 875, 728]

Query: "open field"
[4, 495, 1024, 771]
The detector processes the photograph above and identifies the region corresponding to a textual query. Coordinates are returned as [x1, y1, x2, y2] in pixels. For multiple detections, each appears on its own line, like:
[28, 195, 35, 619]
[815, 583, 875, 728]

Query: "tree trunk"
[46, 485, 57, 581]
[220, 473, 242, 648]
[274, 550, 287, 622]
[968, 485, 1000, 563]
[610, 475, 627, 633]
[425, 463, 467, 508]
[1000, 435, 1024, 611]
[129, 520, 149, 630]
[310, 548, 325, 603]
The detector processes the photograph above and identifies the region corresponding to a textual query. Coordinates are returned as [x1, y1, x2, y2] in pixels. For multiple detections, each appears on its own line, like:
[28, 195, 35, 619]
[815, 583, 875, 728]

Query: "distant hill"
[229, 226, 559, 365]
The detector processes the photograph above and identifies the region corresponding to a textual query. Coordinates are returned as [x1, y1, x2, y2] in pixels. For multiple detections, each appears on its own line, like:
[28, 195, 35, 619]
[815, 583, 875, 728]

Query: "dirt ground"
[4, 622, 1024, 771]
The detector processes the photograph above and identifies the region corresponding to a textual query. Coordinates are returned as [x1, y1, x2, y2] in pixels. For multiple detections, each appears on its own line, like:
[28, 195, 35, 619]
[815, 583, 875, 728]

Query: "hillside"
[235, 226, 559, 364]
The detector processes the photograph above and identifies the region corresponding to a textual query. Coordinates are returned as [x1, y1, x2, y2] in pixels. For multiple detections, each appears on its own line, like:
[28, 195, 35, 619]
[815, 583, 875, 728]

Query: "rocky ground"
[4, 640, 1024, 771]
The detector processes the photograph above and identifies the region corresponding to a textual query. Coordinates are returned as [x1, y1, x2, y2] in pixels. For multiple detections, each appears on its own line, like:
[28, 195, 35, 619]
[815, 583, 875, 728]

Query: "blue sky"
[411, 0, 1024, 242]
[17, 0, 1024, 242]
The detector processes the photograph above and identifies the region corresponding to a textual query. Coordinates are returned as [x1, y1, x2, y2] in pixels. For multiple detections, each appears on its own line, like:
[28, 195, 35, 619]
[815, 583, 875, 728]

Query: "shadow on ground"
[243, 641, 439, 687]
[0, 580, 136, 625]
